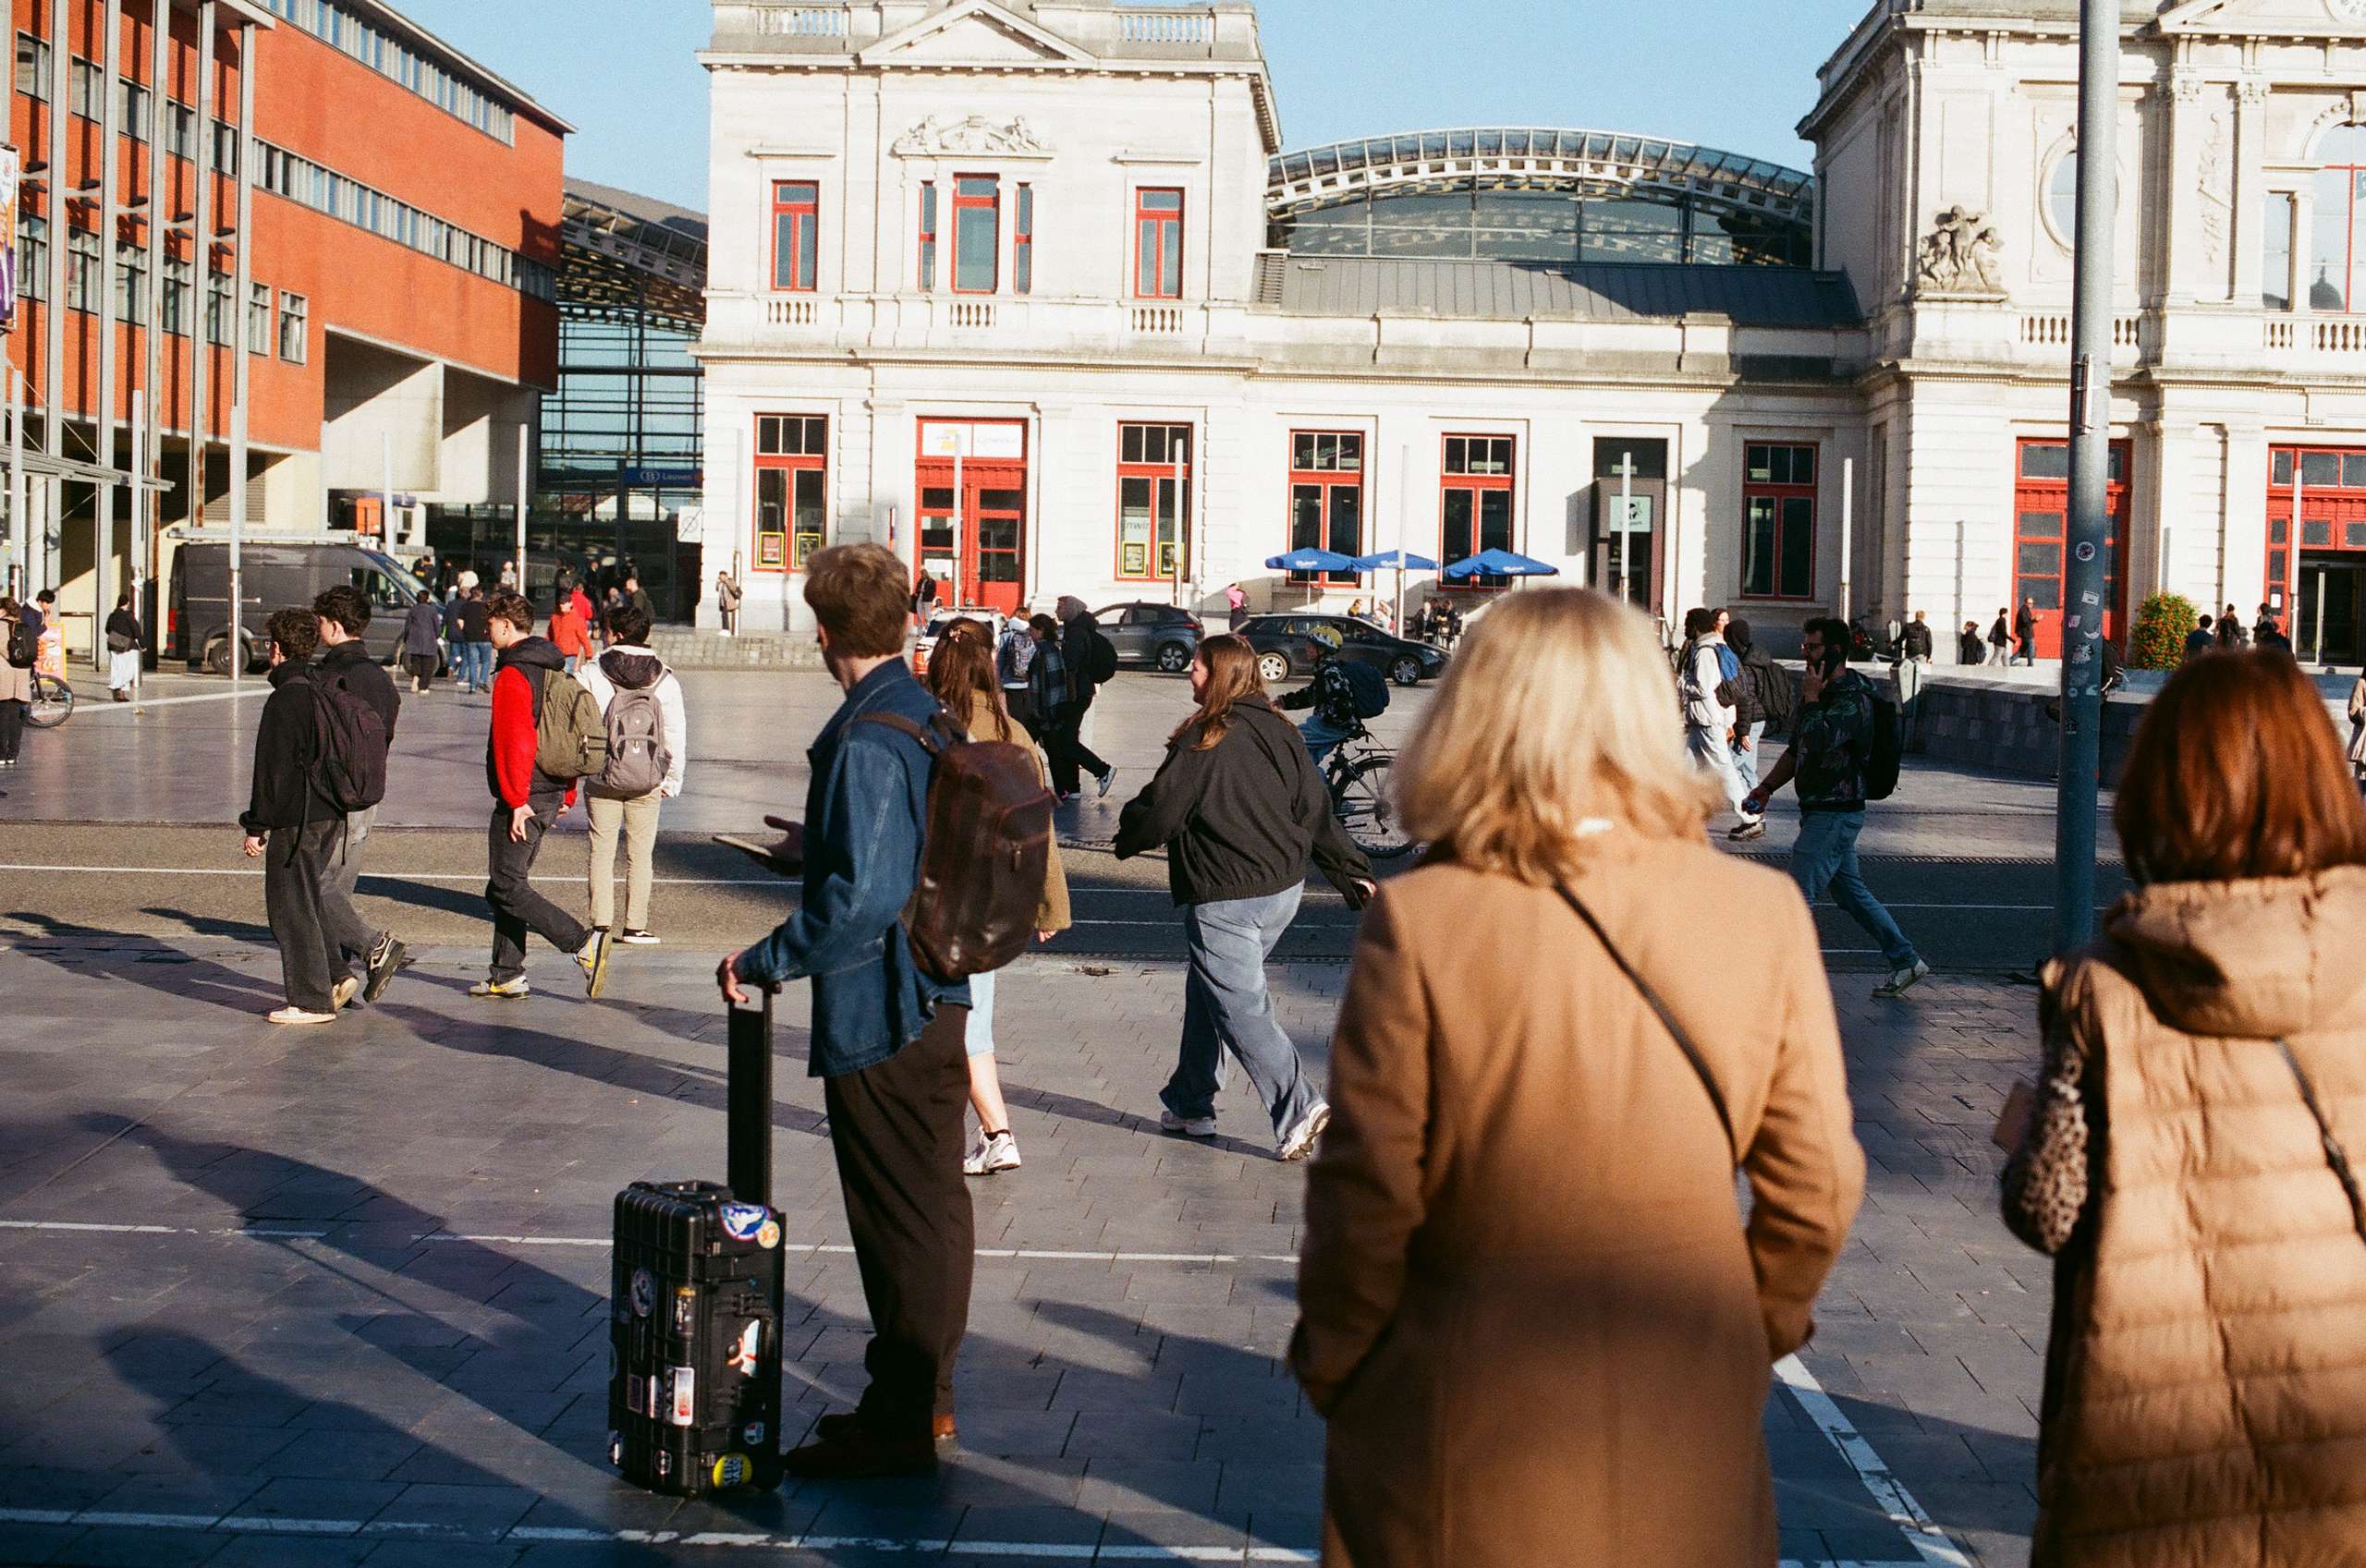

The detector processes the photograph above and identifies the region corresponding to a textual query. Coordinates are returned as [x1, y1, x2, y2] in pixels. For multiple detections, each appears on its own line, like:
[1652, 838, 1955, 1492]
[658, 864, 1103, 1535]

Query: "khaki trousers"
[586, 789, 663, 930]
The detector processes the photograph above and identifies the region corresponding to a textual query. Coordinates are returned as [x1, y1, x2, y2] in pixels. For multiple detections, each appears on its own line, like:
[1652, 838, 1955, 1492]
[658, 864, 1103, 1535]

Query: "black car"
[1092, 602, 1204, 673]
[1238, 614, 1447, 687]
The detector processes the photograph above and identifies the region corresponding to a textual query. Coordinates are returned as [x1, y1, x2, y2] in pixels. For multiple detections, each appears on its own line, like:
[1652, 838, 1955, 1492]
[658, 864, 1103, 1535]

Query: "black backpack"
[1336, 660, 1390, 720]
[1086, 627, 1118, 686]
[307, 675, 390, 813]
[5, 620, 33, 669]
[1861, 685, 1904, 802]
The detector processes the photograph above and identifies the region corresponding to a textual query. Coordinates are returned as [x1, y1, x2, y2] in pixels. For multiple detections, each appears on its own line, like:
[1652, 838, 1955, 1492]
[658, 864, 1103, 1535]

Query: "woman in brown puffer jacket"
[2005, 649, 2366, 1568]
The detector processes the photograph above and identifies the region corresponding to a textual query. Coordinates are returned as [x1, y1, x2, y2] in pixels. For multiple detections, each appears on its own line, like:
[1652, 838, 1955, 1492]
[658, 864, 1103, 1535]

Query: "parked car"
[1238, 613, 1448, 687]
[168, 535, 430, 675]
[911, 606, 1008, 678]
[1092, 602, 1204, 674]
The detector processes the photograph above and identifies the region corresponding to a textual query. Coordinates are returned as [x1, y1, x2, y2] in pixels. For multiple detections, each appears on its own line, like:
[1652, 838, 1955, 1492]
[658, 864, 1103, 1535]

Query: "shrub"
[2128, 591, 2199, 670]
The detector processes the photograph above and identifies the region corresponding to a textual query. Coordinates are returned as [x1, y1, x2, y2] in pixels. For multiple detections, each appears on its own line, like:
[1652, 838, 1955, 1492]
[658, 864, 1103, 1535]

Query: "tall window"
[1441, 434, 1516, 584]
[161, 255, 189, 334]
[248, 281, 272, 354]
[1014, 183, 1034, 297]
[65, 228, 100, 313]
[1288, 432, 1364, 585]
[2309, 126, 2366, 311]
[2265, 192, 2295, 312]
[770, 180, 818, 293]
[1739, 444, 1817, 600]
[116, 240, 147, 326]
[754, 415, 828, 572]
[1135, 188, 1183, 298]
[15, 32, 50, 101]
[917, 181, 937, 290]
[277, 291, 307, 362]
[206, 269, 232, 346]
[16, 215, 46, 303]
[953, 175, 999, 294]
[1116, 423, 1192, 581]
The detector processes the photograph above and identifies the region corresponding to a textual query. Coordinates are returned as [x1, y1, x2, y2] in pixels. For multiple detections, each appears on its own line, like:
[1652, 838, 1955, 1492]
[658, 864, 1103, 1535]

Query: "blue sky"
[393, 0, 1875, 214]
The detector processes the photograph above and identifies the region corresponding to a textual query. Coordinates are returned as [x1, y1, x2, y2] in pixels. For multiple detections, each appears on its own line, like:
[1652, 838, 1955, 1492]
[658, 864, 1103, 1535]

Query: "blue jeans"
[1164, 886, 1323, 1141]
[1300, 715, 1352, 769]
[965, 967, 997, 1058]
[1791, 808, 1918, 970]
[468, 641, 495, 688]
[1732, 720, 1766, 796]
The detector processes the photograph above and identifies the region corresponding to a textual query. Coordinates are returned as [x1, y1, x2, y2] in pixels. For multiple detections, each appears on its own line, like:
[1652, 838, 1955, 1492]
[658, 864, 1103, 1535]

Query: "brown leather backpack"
[856, 710, 1055, 983]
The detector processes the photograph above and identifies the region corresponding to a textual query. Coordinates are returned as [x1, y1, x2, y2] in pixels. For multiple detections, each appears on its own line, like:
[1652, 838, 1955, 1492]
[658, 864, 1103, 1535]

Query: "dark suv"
[1093, 602, 1204, 673]
[1238, 614, 1448, 687]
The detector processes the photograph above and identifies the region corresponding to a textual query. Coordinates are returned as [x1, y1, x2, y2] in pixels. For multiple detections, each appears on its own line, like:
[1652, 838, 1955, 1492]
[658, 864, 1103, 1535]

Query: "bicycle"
[1320, 715, 1418, 859]
[26, 671, 74, 729]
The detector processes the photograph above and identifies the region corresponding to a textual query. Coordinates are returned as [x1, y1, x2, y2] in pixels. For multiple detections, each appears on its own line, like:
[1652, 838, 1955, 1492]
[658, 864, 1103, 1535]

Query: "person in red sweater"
[473, 590, 610, 1000]
[547, 593, 593, 674]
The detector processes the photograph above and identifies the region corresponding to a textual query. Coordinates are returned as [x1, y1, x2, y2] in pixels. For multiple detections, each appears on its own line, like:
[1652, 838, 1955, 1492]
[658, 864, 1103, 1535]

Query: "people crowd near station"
[196, 556, 2366, 1552]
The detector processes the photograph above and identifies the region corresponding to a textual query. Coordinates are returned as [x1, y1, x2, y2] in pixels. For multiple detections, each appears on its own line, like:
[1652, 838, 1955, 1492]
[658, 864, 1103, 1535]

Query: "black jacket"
[1901, 621, 1933, 661]
[457, 598, 493, 643]
[1115, 698, 1372, 906]
[240, 663, 331, 834]
[1061, 612, 1104, 708]
[105, 608, 141, 645]
[403, 601, 445, 657]
[318, 639, 399, 745]
[1959, 629, 1986, 663]
[1275, 660, 1362, 730]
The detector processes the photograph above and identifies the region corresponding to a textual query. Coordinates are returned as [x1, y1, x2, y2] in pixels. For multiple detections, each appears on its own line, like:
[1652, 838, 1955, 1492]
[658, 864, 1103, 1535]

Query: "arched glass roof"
[1267, 128, 1814, 268]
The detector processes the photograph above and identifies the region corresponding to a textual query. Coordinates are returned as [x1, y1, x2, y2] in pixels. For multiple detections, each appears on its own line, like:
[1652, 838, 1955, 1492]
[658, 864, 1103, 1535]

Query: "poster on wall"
[0, 145, 18, 334]
[756, 530, 787, 569]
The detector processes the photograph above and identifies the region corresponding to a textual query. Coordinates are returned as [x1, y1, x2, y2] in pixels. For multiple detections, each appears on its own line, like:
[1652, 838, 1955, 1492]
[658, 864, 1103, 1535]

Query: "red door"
[915, 420, 1029, 614]
[2012, 438, 2130, 658]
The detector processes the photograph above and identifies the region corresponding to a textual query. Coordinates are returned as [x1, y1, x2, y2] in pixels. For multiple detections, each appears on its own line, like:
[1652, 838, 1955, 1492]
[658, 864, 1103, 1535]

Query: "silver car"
[1093, 602, 1205, 673]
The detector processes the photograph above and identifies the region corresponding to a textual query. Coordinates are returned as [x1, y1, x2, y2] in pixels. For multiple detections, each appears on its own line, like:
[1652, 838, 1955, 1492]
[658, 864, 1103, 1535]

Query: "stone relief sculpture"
[1917, 205, 2006, 297]
[892, 114, 1054, 157]
[2198, 110, 2232, 277]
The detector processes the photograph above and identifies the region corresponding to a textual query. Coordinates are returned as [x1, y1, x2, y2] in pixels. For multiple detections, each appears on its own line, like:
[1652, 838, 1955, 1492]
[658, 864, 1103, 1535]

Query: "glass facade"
[1275, 185, 1809, 266]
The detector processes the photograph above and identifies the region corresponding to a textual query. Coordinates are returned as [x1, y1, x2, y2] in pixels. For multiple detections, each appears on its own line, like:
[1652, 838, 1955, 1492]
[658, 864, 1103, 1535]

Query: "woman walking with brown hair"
[1116, 635, 1373, 1159]
[1292, 588, 1863, 1568]
[925, 621, 1069, 1175]
[2003, 649, 2366, 1568]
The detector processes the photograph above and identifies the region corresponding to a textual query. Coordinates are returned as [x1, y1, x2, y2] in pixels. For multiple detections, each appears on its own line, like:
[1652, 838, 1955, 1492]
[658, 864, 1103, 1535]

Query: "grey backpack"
[598, 682, 671, 796]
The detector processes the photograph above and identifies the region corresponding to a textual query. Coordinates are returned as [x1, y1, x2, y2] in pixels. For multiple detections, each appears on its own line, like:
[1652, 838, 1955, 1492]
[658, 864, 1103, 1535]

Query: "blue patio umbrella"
[1442, 548, 1561, 580]
[1350, 549, 1440, 572]
[1263, 547, 1361, 574]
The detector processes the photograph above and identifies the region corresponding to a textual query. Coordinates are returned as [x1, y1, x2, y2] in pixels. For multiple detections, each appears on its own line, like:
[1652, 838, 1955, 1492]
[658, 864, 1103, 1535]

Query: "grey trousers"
[323, 805, 381, 978]
[263, 816, 350, 1013]
[1163, 885, 1323, 1141]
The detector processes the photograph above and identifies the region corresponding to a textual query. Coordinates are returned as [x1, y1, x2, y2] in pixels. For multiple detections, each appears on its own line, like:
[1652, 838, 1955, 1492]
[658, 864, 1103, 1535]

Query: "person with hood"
[104, 594, 142, 701]
[1047, 594, 1116, 800]
[238, 609, 354, 1024]
[574, 601, 687, 946]
[474, 590, 609, 1000]
[2001, 648, 2366, 1566]
[1115, 634, 1374, 1160]
[402, 590, 444, 692]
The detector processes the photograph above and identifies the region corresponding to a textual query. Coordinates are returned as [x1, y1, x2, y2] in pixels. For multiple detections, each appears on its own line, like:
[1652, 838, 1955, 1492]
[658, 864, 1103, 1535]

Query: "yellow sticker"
[713, 1452, 750, 1489]
[756, 1221, 781, 1250]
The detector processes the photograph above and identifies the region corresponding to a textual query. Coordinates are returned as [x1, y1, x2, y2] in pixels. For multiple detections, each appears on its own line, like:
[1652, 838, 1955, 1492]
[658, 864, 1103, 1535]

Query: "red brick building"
[4, 0, 566, 644]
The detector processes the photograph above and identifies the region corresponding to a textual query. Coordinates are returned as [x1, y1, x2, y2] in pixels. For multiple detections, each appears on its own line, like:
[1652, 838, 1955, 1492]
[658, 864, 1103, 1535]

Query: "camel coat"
[1292, 840, 1864, 1568]
[2006, 871, 2366, 1568]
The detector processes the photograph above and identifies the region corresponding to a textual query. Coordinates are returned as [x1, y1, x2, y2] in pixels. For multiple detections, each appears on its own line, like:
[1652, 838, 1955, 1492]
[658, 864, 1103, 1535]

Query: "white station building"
[693, 0, 2366, 664]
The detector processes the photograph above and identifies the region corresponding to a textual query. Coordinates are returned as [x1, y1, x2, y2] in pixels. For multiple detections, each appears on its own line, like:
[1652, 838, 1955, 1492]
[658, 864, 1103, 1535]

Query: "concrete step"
[647, 630, 824, 671]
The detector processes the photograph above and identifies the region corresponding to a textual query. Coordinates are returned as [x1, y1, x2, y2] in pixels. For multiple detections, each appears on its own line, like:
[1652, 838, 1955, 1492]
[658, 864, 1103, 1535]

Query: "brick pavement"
[0, 937, 2046, 1567]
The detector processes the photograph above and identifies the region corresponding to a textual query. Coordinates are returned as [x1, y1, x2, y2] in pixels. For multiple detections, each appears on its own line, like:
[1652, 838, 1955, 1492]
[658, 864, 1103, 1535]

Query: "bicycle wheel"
[26, 674, 73, 729]
[1334, 752, 1417, 859]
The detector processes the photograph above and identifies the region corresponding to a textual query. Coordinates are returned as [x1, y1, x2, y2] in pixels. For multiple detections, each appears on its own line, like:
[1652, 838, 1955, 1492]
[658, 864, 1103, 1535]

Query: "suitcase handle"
[726, 989, 776, 1210]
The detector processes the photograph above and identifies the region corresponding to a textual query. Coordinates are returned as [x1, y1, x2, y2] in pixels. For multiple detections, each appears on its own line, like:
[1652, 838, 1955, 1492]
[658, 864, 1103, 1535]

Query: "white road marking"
[1776, 1355, 1976, 1568]
[66, 687, 270, 712]
[0, 1505, 1930, 1564]
[0, 1219, 325, 1239]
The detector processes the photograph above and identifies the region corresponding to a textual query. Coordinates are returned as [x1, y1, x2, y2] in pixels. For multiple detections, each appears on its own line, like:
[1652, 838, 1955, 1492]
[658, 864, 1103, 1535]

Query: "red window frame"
[1135, 188, 1184, 299]
[1440, 434, 1516, 589]
[753, 415, 828, 573]
[917, 181, 937, 290]
[2265, 444, 2366, 619]
[1738, 442, 1819, 601]
[1288, 431, 1366, 586]
[770, 181, 819, 294]
[952, 174, 999, 295]
[1114, 422, 1193, 582]
[1014, 183, 1034, 297]
[2014, 436, 2130, 657]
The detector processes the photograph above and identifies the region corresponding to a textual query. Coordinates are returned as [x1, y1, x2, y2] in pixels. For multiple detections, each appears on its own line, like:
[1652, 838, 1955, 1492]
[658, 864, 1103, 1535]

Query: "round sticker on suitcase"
[712, 1452, 750, 1489]
[628, 1267, 655, 1316]
[719, 1202, 767, 1242]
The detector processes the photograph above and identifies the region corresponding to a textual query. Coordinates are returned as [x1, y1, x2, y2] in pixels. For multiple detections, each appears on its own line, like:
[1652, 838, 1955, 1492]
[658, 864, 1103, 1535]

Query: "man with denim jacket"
[719, 542, 972, 1478]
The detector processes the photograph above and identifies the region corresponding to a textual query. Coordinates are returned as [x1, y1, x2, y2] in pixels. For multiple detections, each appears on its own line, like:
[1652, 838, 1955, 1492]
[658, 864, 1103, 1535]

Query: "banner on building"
[0, 144, 18, 334]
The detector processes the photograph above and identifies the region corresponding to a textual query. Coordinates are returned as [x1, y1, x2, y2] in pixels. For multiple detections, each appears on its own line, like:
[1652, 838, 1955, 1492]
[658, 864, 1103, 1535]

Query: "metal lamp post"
[2054, 0, 2121, 951]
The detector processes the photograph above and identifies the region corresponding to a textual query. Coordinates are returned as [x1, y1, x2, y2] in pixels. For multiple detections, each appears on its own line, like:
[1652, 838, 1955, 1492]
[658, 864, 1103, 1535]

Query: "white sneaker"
[579, 928, 613, 998]
[1097, 767, 1118, 800]
[1873, 959, 1931, 999]
[331, 976, 361, 1011]
[963, 1129, 1022, 1176]
[1159, 1109, 1218, 1139]
[268, 1006, 337, 1026]
[616, 929, 660, 946]
[1277, 1102, 1332, 1162]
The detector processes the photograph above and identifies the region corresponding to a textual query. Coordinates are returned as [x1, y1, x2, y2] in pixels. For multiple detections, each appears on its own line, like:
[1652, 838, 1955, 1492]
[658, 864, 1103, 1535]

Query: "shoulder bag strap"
[2277, 1038, 2366, 1246]
[1555, 883, 1738, 1168]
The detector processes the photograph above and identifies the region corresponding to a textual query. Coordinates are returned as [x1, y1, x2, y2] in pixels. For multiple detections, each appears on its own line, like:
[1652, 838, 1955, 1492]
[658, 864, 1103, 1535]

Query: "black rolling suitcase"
[608, 990, 786, 1496]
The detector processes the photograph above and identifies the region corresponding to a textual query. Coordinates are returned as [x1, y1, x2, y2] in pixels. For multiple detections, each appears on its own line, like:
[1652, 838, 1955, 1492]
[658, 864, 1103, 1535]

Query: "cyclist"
[1276, 650, 1387, 768]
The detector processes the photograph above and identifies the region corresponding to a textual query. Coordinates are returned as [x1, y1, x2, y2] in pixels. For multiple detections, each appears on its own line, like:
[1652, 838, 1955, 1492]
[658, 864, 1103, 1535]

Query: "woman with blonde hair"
[925, 620, 1070, 1176]
[1291, 587, 1864, 1568]
[1116, 635, 1374, 1160]
[2003, 649, 2366, 1566]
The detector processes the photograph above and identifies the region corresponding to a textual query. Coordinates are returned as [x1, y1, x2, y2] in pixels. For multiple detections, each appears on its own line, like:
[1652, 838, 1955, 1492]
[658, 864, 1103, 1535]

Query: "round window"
[2043, 147, 2118, 249]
